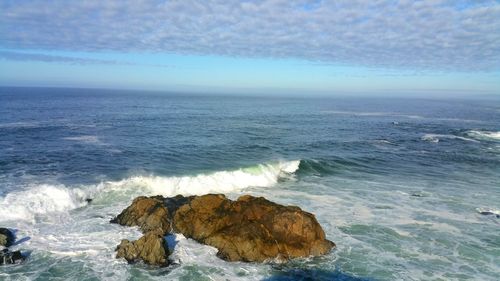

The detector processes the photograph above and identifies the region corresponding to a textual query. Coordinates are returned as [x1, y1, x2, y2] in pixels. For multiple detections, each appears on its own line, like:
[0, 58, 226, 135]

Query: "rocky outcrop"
[173, 194, 335, 262]
[0, 249, 24, 265]
[112, 194, 334, 264]
[0, 228, 25, 265]
[115, 229, 170, 266]
[0, 228, 15, 248]
[110, 196, 172, 234]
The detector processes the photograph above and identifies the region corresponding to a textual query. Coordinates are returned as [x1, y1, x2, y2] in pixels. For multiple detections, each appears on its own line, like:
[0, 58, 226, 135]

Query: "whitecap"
[0, 160, 301, 222]
[476, 207, 500, 217]
[466, 130, 500, 141]
[321, 110, 424, 119]
[421, 134, 478, 143]
[0, 121, 40, 128]
[62, 135, 103, 144]
[104, 160, 301, 197]
[0, 184, 96, 223]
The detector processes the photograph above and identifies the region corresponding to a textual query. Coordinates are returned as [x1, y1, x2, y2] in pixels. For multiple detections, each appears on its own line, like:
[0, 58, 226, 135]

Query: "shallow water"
[0, 87, 499, 280]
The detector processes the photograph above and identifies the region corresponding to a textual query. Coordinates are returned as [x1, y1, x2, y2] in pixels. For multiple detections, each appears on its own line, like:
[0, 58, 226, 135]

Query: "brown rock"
[115, 229, 169, 266]
[110, 196, 171, 234]
[173, 194, 335, 262]
[112, 194, 335, 263]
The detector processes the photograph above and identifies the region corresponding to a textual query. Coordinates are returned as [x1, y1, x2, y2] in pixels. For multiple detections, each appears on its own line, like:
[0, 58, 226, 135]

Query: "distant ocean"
[0, 87, 499, 280]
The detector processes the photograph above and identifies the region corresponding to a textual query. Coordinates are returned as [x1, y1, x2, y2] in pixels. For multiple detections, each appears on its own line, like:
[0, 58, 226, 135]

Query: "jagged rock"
[111, 195, 195, 235]
[115, 229, 169, 266]
[113, 194, 335, 263]
[173, 194, 335, 262]
[0, 228, 15, 248]
[111, 196, 172, 234]
[0, 249, 24, 265]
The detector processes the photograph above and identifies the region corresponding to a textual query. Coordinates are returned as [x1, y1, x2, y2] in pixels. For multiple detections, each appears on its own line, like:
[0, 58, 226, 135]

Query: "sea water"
[0, 87, 499, 280]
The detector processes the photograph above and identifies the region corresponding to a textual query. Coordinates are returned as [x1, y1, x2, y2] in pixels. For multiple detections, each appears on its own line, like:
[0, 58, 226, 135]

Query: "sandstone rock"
[173, 194, 335, 262]
[0, 228, 15, 248]
[115, 229, 169, 266]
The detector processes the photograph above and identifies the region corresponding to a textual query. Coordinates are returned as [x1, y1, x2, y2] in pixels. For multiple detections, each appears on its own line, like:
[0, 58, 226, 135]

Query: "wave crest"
[466, 130, 500, 141]
[421, 134, 478, 143]
[0, 160, 300, 222]
[106, 160, 300, 196]
[0, 184, 93, 223]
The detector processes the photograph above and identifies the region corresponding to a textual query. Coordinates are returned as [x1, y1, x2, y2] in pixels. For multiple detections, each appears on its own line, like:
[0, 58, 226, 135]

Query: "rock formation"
[0, 249, 24, 265]
[111, 194, 334, 265]
[0, 228, 25, 265]
[115, 229, 170, 266]
[0, 228, 15, 248]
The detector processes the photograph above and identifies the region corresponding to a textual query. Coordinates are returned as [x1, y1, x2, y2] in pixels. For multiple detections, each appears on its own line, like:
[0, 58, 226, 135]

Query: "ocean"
[0, 87, 499, 280]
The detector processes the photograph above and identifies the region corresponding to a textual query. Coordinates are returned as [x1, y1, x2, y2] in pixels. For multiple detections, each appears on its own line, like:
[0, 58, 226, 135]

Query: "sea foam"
[105, 160, 300, 196]
[466, 130, 500, 141]
[0, 184, 93, 223]
[421, 133, 478, 143]
[0, 160, 301, 223]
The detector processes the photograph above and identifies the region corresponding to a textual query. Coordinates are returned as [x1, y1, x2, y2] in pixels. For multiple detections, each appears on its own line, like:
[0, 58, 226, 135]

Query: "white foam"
[0, 184, 95, 223]
[167, 233, 268, 280]
[321, 110, 424, 119]
[0, 121, 40, 128]
[62, 135, 103, 144]
[421, 134, 478, 143]
[466, 130, 500, 141]
[0, 160, 301, 222]
[476, 207, 500, 216]
[105, 160, 301, 197]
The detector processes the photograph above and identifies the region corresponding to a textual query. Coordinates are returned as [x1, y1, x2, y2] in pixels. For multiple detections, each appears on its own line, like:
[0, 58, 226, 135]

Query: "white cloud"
[1, 0, 499, 70]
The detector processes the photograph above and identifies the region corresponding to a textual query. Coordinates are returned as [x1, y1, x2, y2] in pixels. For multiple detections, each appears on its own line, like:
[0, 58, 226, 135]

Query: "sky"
[1, 0, 499, 96]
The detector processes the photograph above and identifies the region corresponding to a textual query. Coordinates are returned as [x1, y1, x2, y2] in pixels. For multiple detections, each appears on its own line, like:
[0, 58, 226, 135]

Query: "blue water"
[0, 87, 499, 280]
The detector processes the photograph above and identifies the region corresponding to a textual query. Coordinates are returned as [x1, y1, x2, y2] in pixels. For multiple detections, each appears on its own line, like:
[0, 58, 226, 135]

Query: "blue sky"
[1, 0, 499, 96]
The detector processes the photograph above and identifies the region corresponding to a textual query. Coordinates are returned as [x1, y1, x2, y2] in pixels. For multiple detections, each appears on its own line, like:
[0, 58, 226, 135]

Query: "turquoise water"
[0, 87, 499, 280]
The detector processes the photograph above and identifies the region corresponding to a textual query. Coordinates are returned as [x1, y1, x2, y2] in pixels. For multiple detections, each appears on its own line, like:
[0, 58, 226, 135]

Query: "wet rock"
[173, 194, 335, 262]
[115, 229, 169, 266]
[0, 228, 15, 247]
[110, 196, 172, 234]
[113, 194, 335, 263]
[476, 207, 500, 218]
[0, 249, 24, 265]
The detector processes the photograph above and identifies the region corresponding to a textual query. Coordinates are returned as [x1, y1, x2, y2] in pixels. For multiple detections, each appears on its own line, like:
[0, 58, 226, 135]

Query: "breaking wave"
[466, 130, 500, 141]
[421, 134, 478, 143]
[0, 160, 300, 223]
[0, 184, 95, 223]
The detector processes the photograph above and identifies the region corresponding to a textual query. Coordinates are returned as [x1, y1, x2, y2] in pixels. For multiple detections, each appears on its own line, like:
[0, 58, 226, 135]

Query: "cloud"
[0, 51, 174, 67]
[1, 0, 499, 71]
[0, 50, 126, 65]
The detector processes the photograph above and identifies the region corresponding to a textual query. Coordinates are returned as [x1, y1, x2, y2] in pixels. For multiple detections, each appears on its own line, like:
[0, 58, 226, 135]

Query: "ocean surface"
[0, 87, 499, 281]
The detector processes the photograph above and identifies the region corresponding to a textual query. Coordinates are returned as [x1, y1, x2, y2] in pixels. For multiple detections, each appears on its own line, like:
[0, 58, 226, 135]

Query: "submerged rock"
[0, 228, 15, 248]
[113, 194, 335, 264]
[115, 229, 170, 266]
[0, 249, 24, 265]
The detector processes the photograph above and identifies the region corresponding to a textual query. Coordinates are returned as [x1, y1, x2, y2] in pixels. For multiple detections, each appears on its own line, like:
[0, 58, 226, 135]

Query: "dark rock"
[0, 249, 24, 265]
[0, 228, 15, 247]
[115, 229, 169, 266]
